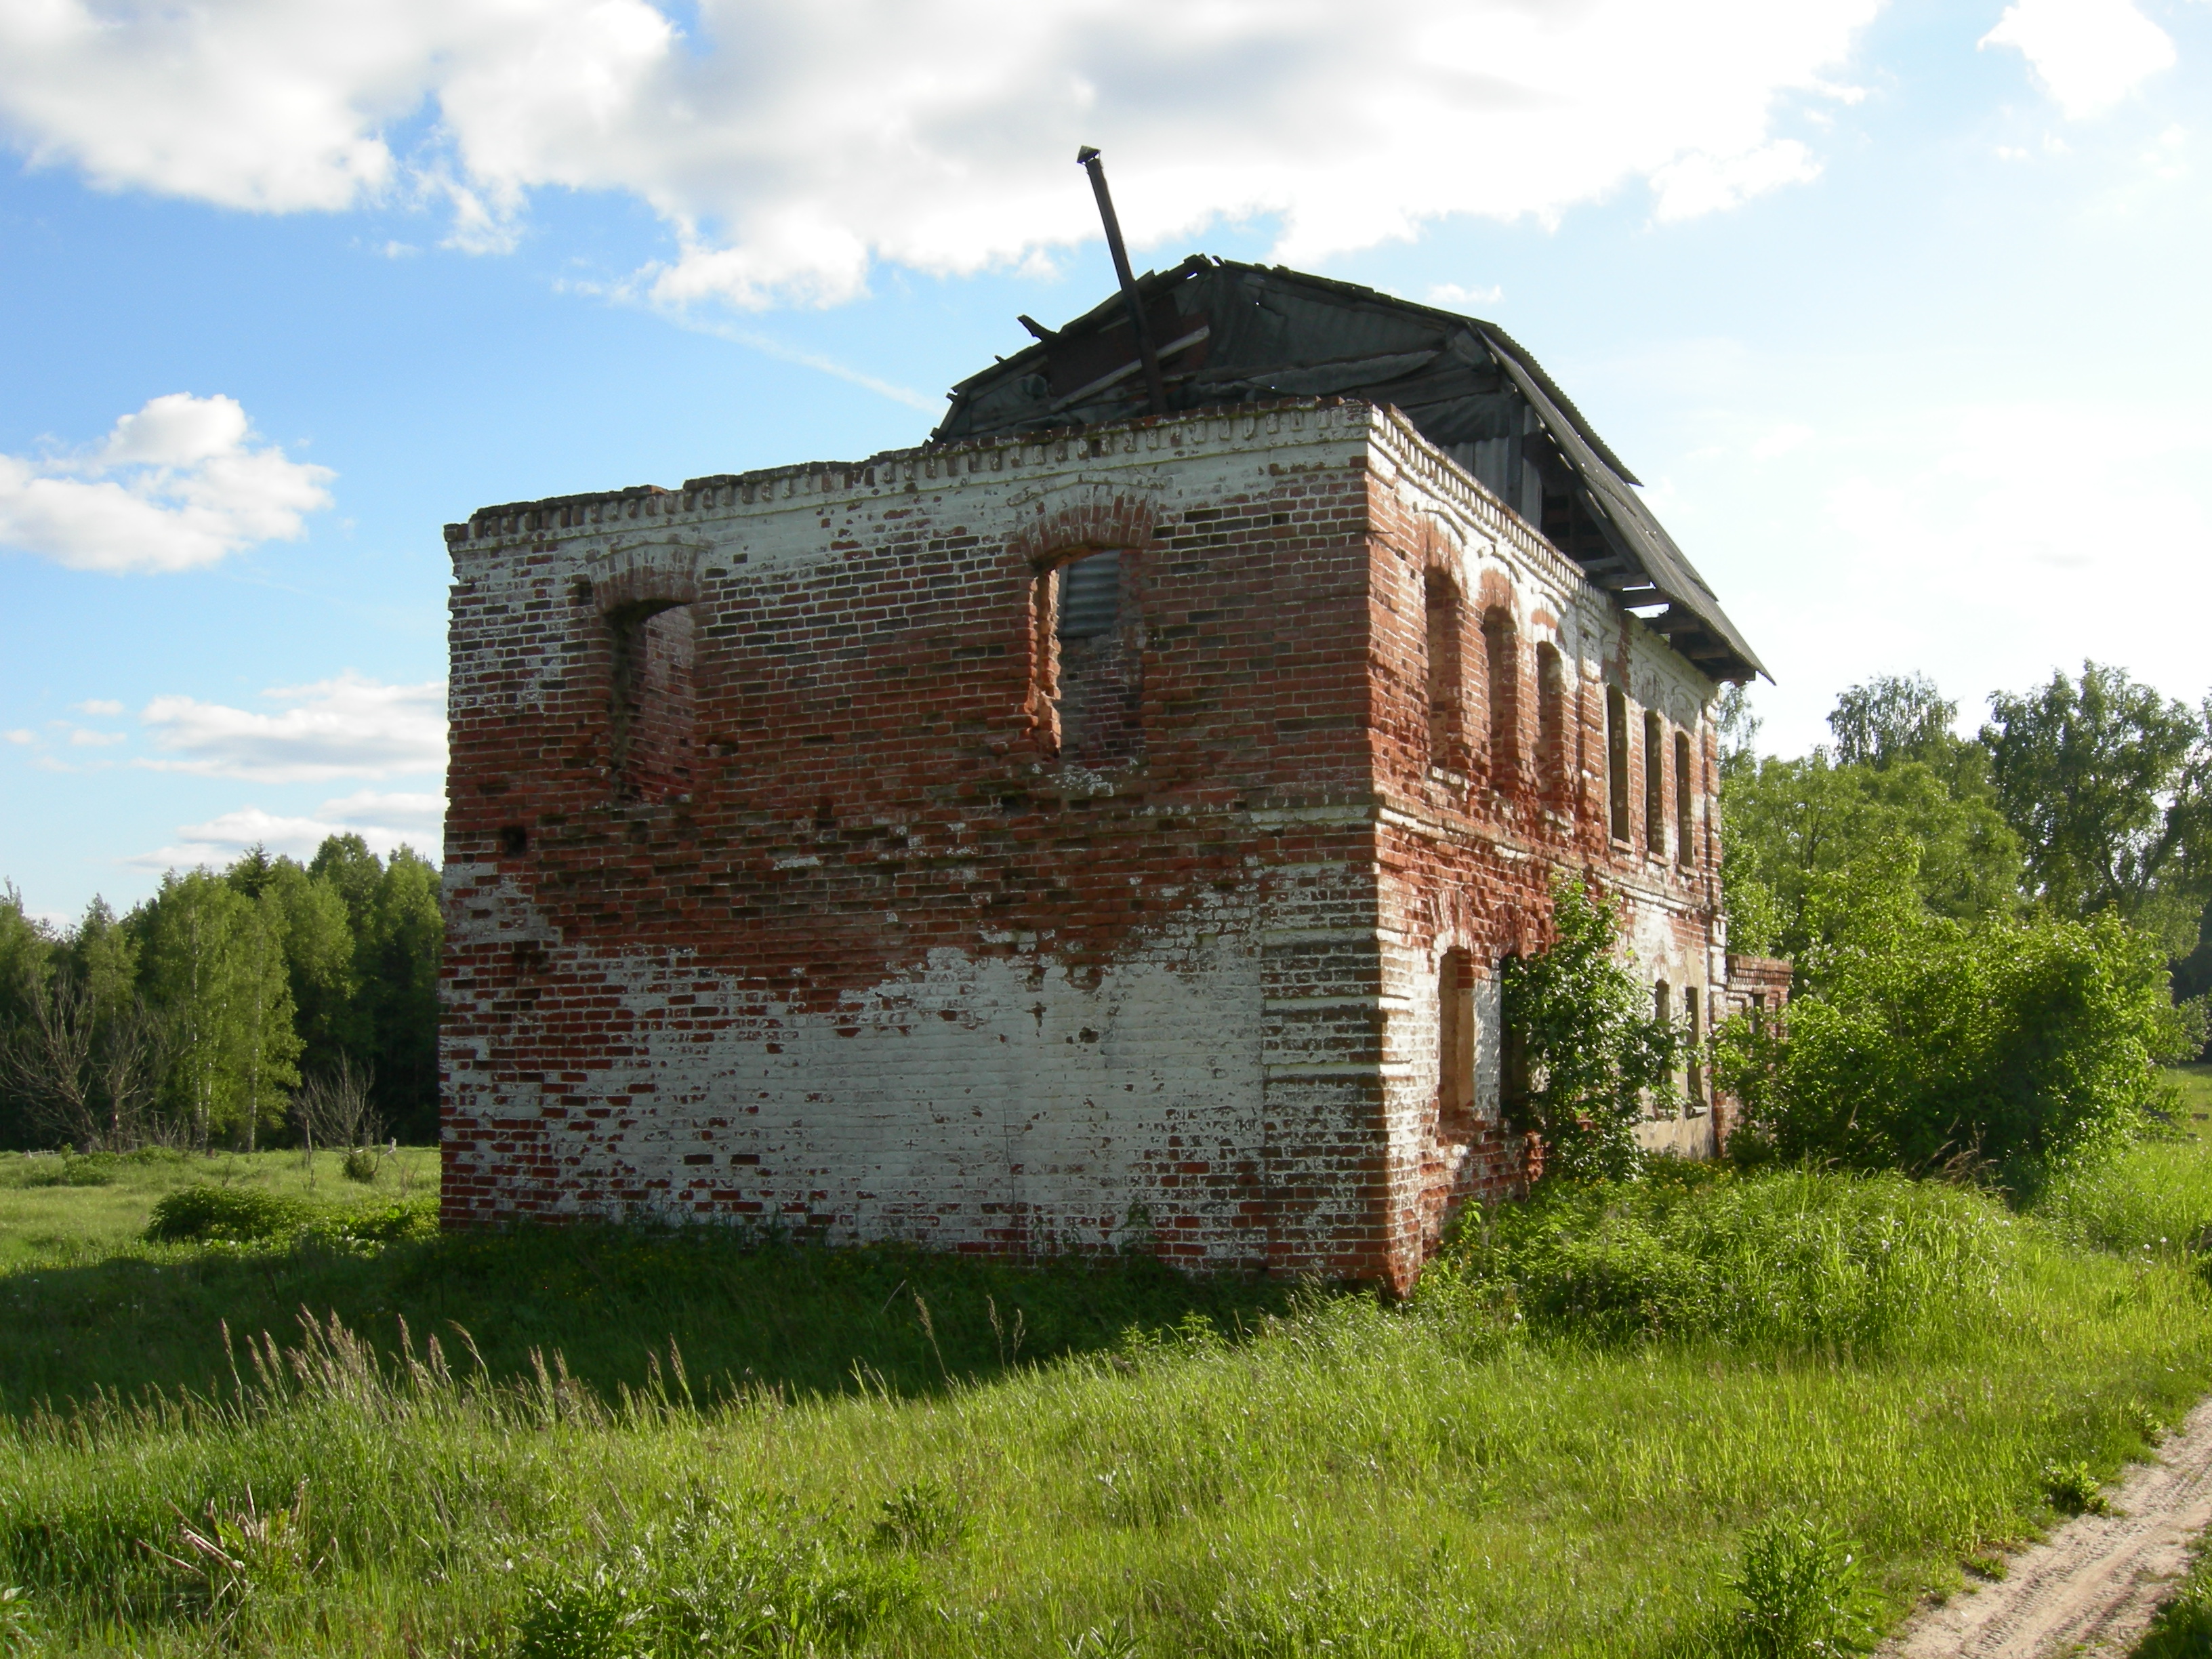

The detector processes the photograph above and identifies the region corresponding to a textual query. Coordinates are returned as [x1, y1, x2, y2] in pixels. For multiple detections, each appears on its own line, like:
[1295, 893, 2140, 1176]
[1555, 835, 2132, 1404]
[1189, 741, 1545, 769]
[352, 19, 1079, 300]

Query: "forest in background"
[1720, 661, 2212, 981]
[0, 836, 440, 1150]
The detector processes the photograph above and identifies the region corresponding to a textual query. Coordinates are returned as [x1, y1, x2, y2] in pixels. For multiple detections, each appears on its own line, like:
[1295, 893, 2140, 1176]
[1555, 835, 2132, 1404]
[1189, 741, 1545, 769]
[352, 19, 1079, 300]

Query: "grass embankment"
[2, 1110, 2211, 1656]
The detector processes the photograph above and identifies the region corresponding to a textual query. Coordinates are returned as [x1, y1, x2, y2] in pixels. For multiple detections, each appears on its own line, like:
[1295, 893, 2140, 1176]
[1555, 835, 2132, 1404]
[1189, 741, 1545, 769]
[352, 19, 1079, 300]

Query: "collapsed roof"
[931, 256, 1764, 684]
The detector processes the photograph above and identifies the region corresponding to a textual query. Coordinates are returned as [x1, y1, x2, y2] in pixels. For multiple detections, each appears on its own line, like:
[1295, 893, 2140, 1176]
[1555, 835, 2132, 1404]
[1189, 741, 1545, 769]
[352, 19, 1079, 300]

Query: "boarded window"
[609, 599, 695, 804]
[1482, 607, 1517, 777]
[1643, 710, 1665, 856]
[1425, 573, 1464, 768]
[1606, 687, 1630, 841]
[1536, 642, 1565, 801]
[1438, 949, 1475, 1130]
[1675, 731, 1695, 867]
[1052, 551, 1143, 766]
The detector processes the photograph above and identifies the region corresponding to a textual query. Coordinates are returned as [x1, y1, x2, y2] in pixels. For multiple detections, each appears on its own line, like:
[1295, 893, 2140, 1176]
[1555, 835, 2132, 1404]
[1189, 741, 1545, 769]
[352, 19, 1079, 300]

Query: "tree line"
[1710, 660, 2212, 1191]
[0, 836, 441, 1152]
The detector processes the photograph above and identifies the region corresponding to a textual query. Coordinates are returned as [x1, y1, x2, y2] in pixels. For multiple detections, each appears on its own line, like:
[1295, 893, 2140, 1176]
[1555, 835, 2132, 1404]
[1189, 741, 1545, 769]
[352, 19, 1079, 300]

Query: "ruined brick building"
[441, 258, 1785, 1291]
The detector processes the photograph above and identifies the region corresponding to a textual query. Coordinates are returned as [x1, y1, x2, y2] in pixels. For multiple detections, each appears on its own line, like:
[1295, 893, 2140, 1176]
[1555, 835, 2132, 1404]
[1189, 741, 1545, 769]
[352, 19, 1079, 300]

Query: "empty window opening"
[1654, 979, 1671, 1024]
[609, 599, 696, 804]
[1684, 986, 1703, 1109]
[1675, 731, 1695, 867]
[1424, 572, 1464, 768]
[1606, 687, 1631, 841]
[1643, 710, 1665, 856]
[1483, 607, 1518, 779]
[1050, 551, 1143, 767]
[1536, 642, 1566, 801]
[1438, 949, 1475, 1131]
[1749, 991, 1767, 1036]
[497, 825, 529, 857]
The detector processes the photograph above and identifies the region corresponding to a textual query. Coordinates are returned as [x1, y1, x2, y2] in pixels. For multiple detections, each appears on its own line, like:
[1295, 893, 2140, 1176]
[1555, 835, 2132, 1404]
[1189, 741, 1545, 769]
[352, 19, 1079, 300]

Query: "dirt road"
[1881, 1395, 2212, 1657]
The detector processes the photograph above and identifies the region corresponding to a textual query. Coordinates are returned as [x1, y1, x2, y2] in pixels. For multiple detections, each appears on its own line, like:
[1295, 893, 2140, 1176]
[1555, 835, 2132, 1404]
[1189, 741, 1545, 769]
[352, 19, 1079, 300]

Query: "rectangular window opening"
[1483, 608, 1517, 781]
[1051, 551, 1143, 767]
[609, 600, 696, 804]
[1685, 985, 1703, 1110]
[1643, 710, 1666, 856]
[1675, 731, 1696, 867]
[1536, 642, 1565, 804]
[1425, 573, 1463, 769]
[1438, 949, 1475, 1130]
[1606, 687, 1631, 842]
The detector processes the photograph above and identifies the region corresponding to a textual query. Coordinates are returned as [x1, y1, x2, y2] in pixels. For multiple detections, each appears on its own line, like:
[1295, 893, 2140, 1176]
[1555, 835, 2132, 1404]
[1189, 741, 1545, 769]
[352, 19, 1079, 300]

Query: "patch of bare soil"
[1880, 1395, 2212, 1658]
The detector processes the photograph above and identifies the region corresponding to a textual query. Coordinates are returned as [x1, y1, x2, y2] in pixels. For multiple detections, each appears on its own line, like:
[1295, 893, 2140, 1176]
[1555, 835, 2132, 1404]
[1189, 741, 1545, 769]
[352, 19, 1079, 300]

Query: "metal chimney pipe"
[1076, 145, 1168, 416]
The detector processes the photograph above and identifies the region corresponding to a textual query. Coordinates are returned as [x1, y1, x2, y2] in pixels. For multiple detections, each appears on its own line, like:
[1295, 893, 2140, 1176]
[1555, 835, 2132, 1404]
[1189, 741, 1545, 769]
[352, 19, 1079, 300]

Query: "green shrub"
[869, 1480, 968, 1554]
[143, 1186, 310, 1243]
[1727, 1514, 1873, 1657]
[1716, 841, 2180, 1187]
[515, 1498, 919, 1659]
[1427, 1166, 2009, 1350]
[1500, 877, 1681, 1182]
[340, 1148, 380, 1184]
[2040, 1459, 2110, 1516]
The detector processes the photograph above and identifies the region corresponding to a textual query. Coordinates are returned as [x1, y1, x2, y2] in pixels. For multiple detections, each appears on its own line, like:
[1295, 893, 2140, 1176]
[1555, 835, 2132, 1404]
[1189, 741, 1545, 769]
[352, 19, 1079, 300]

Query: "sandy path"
[1879, 1395, 2212, 1658]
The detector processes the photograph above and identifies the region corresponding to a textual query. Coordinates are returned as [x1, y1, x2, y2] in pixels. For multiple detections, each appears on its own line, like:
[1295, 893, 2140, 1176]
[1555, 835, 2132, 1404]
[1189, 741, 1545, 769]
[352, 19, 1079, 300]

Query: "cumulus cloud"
[128, 790, 446, 871]
[0, 394, 333, 573]
[0, 0, 1881, 309]
[1981, 0, 2177, 119]
[138, 674, 445, 783]
[73, 699, 124, 716]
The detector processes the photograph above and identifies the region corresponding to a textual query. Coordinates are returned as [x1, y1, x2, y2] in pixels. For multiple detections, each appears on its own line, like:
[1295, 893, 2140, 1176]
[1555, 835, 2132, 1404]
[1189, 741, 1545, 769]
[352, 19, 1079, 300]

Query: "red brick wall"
[442, 403, 1740, 1290]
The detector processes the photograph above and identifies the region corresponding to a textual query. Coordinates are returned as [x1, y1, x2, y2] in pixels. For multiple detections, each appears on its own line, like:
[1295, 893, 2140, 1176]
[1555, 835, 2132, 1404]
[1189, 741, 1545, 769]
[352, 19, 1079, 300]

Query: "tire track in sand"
[1881, 1394, 2212, 1657]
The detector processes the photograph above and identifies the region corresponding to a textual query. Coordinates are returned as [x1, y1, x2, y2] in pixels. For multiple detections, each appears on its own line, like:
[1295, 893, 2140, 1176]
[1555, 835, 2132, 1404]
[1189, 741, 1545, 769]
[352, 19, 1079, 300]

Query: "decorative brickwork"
[442, 401, 1738, 1292]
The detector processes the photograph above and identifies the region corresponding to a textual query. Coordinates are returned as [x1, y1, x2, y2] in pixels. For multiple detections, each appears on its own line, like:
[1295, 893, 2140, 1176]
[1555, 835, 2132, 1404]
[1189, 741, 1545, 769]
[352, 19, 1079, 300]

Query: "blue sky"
[2, 0, 2207, 925]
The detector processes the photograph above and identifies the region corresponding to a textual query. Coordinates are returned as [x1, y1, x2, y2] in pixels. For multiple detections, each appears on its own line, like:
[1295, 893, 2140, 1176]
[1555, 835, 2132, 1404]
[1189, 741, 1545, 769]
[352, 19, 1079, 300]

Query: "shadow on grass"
[0, 1223, 1305, 1414]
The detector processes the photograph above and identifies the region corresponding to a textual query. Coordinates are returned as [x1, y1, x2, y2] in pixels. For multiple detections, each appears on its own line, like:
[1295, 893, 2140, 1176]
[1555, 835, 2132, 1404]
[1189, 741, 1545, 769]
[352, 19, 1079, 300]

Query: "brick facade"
[442, 400, 1742, 1291]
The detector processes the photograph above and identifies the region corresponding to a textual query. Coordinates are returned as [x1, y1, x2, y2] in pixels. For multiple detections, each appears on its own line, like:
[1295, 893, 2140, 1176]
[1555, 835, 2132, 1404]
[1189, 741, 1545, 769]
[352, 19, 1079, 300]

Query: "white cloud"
[3, 729, 35, 745]
[66, 728, 126, 747]
[128, 790, 446, 871]
[1647, 139, 1822, 222]
[1981, 0, 2176, 119]
[1425, 283, 1505, 310]
[0, 394, 334, 573]
[138, 673, 445, 783]
[73, 698, 123, 716]
[0, 0, 1882, 310]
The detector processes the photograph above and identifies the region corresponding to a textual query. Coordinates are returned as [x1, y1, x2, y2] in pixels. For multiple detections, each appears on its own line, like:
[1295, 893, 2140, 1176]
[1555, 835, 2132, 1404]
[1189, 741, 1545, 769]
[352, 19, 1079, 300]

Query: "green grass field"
[3, 1094, 2212, 1658]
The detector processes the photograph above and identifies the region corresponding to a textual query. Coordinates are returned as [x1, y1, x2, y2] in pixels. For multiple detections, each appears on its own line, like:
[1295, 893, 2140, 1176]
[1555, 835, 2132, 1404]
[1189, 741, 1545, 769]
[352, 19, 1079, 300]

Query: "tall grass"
[3, 1153, 2209, 1656]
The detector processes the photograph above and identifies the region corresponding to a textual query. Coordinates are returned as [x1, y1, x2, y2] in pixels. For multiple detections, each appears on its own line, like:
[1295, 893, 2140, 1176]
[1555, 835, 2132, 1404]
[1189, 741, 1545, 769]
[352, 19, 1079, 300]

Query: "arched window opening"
[609, 599, 696, 804]
[1674, 731, 1695, 867]
[1482, 607, 1518, 779]
[1437, 949, 1475, 1131]
[1605, 687, 1631, 842]
[1643, 710, 1665, 856]
[1048, 550, 1143, 767]
[1424, 572, 1464, 768]
[1536, 642, 1566, 803]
